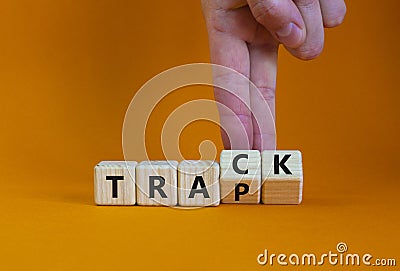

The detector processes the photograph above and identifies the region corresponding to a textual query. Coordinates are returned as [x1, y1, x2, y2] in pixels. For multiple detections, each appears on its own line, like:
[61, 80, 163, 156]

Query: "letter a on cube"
[261, 151, 303, 204]
[178, 160, 220, 207]
[94, 161, 137, 205]
[136, 161, 178, 206]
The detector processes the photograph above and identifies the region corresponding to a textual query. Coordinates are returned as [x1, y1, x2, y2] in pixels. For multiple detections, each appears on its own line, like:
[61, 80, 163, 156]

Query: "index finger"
[209, 29, 253, 149]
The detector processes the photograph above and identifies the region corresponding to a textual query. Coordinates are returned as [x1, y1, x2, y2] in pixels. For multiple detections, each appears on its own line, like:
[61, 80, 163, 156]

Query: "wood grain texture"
[261, 151, 303, 204]
[178, 160, 220, 207]
[94, 161, 137, 205]
[136, 161, 178, 206]
[220, 150, 261, 204]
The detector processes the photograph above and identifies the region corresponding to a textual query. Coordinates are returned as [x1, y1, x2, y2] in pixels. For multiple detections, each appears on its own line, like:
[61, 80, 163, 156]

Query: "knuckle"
[258, 86, 276, 102]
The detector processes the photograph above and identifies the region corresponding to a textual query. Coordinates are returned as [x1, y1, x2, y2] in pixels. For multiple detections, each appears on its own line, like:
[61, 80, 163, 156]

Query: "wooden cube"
[261, 151, 303, 204]
[178, 160, 220, 207]
[94, 161, 137, 205]
[220, 150, 261, 204]
[136, 161, 178, 206]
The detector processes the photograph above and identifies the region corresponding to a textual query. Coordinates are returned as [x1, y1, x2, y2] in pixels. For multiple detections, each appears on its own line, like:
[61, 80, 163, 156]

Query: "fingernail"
[276, 23, 303, 48]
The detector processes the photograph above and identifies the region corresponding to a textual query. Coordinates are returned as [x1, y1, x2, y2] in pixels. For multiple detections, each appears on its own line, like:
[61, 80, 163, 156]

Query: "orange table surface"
[1, 167, 399, 270]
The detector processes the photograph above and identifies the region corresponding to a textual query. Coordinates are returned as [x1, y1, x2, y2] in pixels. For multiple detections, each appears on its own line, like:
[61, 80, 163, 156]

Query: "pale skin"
[202, 0, 346, 150]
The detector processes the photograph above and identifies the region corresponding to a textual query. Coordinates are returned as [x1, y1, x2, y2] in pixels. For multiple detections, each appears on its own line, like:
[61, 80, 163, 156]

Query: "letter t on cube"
[94, 161, 137, 205]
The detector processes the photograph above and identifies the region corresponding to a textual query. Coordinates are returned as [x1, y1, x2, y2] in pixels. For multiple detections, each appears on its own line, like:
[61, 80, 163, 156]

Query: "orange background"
[0, 0, 399, 270]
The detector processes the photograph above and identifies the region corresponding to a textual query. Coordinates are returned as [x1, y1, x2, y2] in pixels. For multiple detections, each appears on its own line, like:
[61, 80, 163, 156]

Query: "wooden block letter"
[220, 150, 261, 204]
[261, 151, 303, 204]
[178, 160, 220, 207]
[136, 161, 178, 206]
[94, 161, 137, 205]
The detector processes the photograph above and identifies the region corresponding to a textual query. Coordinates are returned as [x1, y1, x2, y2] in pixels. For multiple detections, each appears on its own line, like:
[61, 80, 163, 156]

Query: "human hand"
[202, 0, 346, 150]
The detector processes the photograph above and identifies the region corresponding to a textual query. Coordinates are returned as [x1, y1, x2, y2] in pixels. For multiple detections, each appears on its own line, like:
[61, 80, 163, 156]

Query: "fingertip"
[320, 0, 347, 28]
[220, 128, 231, 150]
[253, 133, 276, 151]
[323, 12, 346, 28]
[288, 42, 324, 60]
